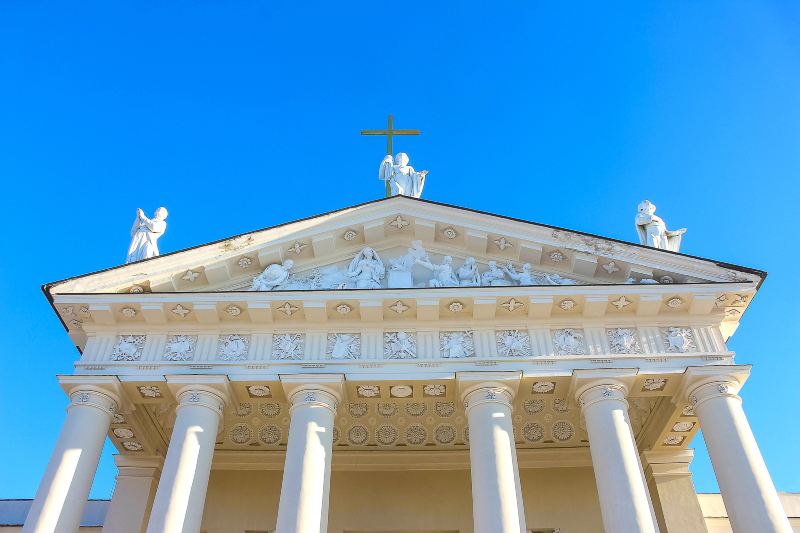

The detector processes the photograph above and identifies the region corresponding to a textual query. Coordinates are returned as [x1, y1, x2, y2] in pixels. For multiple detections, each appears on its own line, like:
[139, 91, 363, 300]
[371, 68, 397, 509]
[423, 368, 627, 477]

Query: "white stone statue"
[348, 247, 385, 289]
[379, 152, 428, 198]
[504, 262, 534, 286]
[126, 207, 168, 264]
[416, 255, 459, 287]
[388, 241, 427, 288]
[482, 261, 510, 286]
[456, 257, 481, 286]
[541, 272, 579, 286]
[251, 260, 294, 291]
[635, 200, 686, 252]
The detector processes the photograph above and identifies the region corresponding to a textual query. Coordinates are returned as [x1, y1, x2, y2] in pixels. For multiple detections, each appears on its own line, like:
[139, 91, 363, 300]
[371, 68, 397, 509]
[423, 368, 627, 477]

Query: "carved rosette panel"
[439, 331, 475, 358]
[217, 334, 250, 361]
[326, 333, 361, 359]
[552, 329, 587, 355]
[607, 328, 642, 354]
[272, 333, 304, 360]
[496, 330, 531, 357]
[662, 327, 696, 353]
[111, 335, 146, 361]
[384, 332, 417, 359]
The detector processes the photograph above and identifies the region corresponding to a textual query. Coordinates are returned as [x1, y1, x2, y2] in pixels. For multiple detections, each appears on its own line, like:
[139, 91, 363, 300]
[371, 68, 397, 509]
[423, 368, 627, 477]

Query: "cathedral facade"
[20, 196, 795, 532]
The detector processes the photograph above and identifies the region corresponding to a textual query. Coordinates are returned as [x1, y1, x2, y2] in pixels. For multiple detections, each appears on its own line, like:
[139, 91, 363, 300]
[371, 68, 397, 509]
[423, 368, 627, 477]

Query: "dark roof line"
[40, 196, 767, 342]
[41, 195, 767, 294]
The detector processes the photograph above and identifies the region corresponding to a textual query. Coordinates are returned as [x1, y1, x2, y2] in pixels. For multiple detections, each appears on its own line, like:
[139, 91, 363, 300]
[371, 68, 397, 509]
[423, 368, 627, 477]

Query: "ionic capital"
[576, 381, 629, 411]
[67, 387, 119, 416]
[688, 380, 742, 410]
[456, 371, 521, 411]
[677, 365, 751, 408]
[175, 387, 226, 418]
[288, 388, 340, 414]
[462, 385, 515, 413]
[279, 374, 344, 414]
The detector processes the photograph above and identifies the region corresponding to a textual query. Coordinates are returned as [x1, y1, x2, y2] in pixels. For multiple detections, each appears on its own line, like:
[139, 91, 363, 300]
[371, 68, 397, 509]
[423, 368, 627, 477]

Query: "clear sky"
[0, 1, 798, 499]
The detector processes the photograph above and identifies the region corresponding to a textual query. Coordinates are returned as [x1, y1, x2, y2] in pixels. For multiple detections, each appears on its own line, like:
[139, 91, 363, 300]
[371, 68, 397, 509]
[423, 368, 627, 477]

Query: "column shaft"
[464, 387, 526, 533]
[102, 456, 162, 533]
[579, 384, 659, 533]
[276, 389, 338, 533]
[691, 381, 792, 532]
[146, 389, 224, 533]
[24, 389, 117, 533]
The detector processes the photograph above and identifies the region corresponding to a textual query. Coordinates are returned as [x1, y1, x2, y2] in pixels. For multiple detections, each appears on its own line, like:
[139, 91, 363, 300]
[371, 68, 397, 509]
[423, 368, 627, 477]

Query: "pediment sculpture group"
[251, 241, 581, 291]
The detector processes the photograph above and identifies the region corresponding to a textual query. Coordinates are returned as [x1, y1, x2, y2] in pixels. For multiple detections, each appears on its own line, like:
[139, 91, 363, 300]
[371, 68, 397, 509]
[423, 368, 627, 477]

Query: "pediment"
[46, 196, 762, 298]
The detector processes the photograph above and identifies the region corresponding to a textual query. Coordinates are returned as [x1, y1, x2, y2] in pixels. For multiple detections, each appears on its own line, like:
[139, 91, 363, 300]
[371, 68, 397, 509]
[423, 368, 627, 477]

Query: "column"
[688, 378, 792, 532]
[102, 456, 162, 533]
[461, 381, 526, 533]
[146, 387, 225, 533]
[577, 382, 659, 533]
[24, 387, 119, 533]
[641, 450, 706, 533]
[275, 387, 340, 533]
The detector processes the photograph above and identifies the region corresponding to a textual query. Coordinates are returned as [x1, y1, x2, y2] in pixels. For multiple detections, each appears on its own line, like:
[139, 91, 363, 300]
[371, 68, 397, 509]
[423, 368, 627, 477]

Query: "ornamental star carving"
[389, 300, 410, 314]
[277, 302, 299, 316]
[171, 304, 191, 318]
[182, 270, 200, 282]
[501, 298, 524, 312]
[611, 296, 632, 310]
[493, 237, 513, 250]
[287, 241, 307, 255]
[389, 215, 410, 229]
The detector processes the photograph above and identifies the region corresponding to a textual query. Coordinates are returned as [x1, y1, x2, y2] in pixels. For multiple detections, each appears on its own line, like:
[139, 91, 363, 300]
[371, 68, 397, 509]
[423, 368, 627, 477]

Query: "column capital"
[58, 375, 127, 412]
[677, 365, 751, 405]
[175, 388, 226, 418]
[279, 374, 344, 408]
[462, 386, 515, 412]
[570, 369, 637, 408]
[288, 389, 339, 414]
[576, 382, 629, 410]
[456, 371, 521, 407]
[67, 388, 119, 416]
[165, 374, 233, 406]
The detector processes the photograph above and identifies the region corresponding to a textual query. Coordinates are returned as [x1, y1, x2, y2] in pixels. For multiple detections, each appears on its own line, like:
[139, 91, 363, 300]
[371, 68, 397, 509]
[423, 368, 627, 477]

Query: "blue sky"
[0, 1, 798, 498]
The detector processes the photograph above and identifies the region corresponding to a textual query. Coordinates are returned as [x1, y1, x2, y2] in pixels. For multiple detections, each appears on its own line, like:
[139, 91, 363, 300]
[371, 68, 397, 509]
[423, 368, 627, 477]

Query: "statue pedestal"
[388, 271, 413, 289]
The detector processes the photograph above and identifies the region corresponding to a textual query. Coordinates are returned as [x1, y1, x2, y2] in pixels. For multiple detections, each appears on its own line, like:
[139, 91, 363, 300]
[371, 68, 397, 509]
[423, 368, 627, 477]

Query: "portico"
[27, 196, 791, 532]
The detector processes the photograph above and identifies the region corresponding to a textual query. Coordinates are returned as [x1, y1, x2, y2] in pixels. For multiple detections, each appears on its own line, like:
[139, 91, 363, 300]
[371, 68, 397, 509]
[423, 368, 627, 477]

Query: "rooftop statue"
[379, 152, 429, 198]
[635, 200, 686, 252]
[126, 207, 168, 264]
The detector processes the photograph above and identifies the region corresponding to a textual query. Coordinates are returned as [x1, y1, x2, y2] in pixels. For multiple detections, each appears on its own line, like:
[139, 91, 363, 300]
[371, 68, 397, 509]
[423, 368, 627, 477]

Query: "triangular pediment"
[46, 196, 762, 298]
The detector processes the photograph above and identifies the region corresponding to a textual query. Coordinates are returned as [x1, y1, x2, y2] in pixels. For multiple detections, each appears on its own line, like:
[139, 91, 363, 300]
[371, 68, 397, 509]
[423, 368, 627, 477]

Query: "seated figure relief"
[250, 243, 585, 291]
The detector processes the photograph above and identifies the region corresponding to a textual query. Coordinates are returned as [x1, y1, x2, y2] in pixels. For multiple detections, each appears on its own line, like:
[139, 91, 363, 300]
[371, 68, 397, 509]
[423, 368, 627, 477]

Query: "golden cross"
[361, 115, 421, 197]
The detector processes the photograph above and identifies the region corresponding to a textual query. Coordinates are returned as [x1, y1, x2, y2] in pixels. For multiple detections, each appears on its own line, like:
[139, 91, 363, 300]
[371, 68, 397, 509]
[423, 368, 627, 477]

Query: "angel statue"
[348, 246, 385, 289]
[635, 200, 686, 252]
[251, 260, 294, 291]
[379, 152, 429, 198]
[126, 207, 168, 264]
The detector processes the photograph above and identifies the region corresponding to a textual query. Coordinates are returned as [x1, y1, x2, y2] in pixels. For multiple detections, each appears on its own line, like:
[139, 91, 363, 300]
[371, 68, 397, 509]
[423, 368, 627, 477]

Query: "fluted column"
[577, 381, 659, 533]
[24, 387, 119, 533]
[275, 384, 341, 533]
[146, 387, 225, 533]
[688, 375, 791, 532]
[460, 374, 526, 533]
